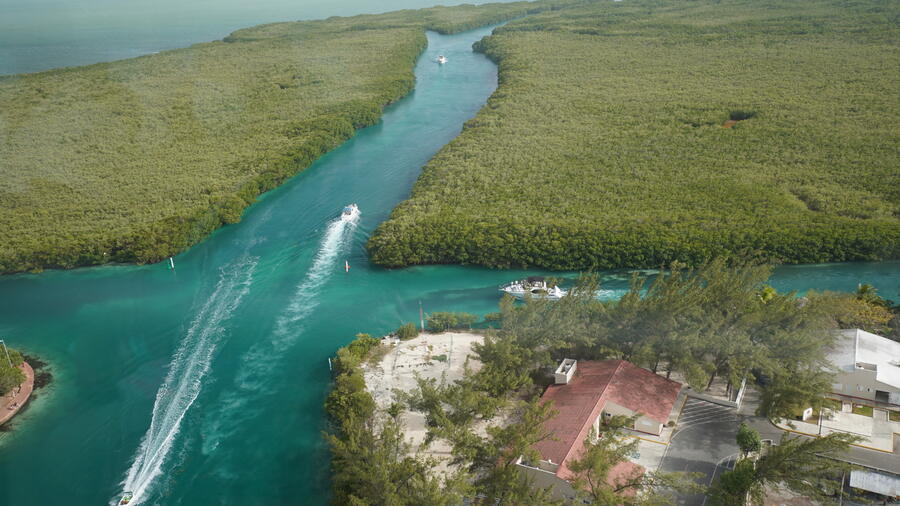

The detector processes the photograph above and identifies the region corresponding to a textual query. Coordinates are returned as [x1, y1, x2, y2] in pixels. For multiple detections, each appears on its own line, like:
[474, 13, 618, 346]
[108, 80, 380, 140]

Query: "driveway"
[658, 397, 741, 505]
[660, 389, 900, 505]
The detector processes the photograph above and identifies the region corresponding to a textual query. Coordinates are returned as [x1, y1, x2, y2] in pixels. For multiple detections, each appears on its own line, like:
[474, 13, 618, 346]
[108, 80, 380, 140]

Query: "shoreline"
[0, 362, 35, 426]
[0, 2, 562, 276]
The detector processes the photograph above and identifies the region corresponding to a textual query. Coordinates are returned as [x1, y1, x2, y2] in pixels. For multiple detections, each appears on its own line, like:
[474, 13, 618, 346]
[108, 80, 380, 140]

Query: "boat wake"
[118, 255, 258, 505]
[201, 212, 358, 456]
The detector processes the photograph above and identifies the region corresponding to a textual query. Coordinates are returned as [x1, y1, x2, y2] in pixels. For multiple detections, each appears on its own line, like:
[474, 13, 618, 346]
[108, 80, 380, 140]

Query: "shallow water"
[0, 0, 516, 75]
[0, 16, 899, 506]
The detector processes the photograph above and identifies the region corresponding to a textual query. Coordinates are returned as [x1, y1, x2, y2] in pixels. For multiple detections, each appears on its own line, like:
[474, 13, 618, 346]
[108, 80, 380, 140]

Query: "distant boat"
[345, 260, 350, 273]
[119, 492, 134, 505]
[341, 203, 360, 221]
[437, 55, 448, 64]
[500, 276, 567, 300]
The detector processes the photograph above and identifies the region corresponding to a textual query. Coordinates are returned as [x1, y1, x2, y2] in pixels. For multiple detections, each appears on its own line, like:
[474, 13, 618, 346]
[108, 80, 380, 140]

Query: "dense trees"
[326, 260, 864, 503]
[709, 433, 859, 506]
[497, 260, 841, 402]
[0, 347, 25, 396]
[568, 415, 701, 504]
[425, 311, 478, 332]
[0, 0, 581, 274]
[369, 0, 900, 270]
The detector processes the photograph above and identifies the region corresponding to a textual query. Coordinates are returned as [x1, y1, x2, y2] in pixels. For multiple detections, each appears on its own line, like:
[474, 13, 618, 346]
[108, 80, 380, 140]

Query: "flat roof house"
[827, 329, 900, 406]
[516, 359, 682, 501]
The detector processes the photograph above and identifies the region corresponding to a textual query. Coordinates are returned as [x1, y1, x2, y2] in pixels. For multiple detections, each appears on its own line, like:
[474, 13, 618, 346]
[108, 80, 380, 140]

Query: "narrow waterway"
[0, 24, 898, 506]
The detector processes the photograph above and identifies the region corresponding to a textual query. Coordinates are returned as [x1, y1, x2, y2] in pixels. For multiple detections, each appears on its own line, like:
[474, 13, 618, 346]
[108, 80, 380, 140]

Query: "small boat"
[345, 260, 350, 273]
[437, 55, 448, 64]
[119, 492, 134, 505]
[500, 276, 567, 300]
[341, 203, 359, 221]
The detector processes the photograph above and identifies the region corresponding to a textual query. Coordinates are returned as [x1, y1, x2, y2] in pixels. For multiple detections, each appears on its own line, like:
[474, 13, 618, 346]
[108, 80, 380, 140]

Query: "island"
[0, 345, 36, 427]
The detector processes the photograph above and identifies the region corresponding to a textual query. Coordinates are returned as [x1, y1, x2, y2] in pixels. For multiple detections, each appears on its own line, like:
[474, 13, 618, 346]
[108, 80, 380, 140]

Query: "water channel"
[0, 23, 898, 506]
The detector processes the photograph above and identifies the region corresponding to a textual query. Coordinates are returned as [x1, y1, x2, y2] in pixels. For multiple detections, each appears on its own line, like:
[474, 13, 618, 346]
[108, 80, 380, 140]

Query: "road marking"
[629, 434, 669, 446]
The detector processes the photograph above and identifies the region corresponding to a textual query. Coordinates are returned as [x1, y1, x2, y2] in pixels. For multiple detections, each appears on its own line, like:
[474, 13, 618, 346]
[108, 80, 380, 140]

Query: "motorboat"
[437, 55, 448, 64]
[119, 492, 134, 505]
[500, 276, 567, 300]
[341, 203, 359, 221]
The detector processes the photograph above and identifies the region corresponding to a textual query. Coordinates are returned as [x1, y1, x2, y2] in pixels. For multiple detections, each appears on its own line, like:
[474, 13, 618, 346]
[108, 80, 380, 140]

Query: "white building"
[827, 329, 900, 406]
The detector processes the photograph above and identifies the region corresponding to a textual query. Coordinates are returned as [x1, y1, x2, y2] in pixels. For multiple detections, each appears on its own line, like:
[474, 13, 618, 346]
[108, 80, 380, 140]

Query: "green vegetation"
[568, 416, 701, 503]
[325, 260, 863, 503]
[0, 347, 25, 395]
[425, 311, 478, 332]
[851, 403, 873, 417]
[839, 284, 900, 340]
[369, 0, 900, 270]
[890, 410, 900, 423]
[822, 398, 842, 412]
[0, 0, 579, 274]
[325, 334, 468, 505]
[736, 423, 761, 457]
[396, 322, 419, 340]
[709, 432, 859, 506]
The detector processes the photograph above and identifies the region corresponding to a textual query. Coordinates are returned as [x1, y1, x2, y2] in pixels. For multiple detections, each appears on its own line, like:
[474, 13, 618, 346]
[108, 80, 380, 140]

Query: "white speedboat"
[119, 492, 134, 505]
[500, 276, 567, 300]
[341, 203, 359, 221]
[437, 55, 448, 64]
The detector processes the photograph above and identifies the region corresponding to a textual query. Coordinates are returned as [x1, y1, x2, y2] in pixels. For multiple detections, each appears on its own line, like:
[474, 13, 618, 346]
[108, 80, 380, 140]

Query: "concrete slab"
[821, 410, 874, 437]
[627, 436, 668, 471]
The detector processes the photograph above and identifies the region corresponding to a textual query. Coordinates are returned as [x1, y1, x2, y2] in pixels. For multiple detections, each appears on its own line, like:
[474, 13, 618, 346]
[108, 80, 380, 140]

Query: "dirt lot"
[363, 332, 488, 475]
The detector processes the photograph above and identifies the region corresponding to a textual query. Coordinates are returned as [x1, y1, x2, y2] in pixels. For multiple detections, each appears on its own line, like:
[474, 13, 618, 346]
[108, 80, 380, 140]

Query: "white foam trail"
[201, 213, 357, 456]
[119, 256, 258, 505]
[273, 214, 357, 337]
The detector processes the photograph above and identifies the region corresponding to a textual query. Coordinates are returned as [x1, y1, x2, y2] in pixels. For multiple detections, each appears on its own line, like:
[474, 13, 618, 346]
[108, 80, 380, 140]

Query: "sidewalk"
[0, 361, 34, 425]
[621, 391, 686, 471]
[773, 409, 895, 453]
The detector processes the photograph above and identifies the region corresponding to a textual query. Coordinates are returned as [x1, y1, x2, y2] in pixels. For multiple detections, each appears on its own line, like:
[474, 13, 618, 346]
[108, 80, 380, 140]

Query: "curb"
[771, 419, 895, 454]
[630, 434, 669, 446]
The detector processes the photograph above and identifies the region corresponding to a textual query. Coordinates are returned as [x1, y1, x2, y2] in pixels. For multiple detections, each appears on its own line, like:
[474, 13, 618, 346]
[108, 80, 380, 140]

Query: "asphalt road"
[659, 390, 899, 505]
[659, 398, 741, 505]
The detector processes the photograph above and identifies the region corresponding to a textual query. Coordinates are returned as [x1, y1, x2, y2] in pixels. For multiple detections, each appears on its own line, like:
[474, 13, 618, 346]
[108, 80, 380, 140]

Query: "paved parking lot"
[659, 398, 741, 505]
[677, 398, 739, 430]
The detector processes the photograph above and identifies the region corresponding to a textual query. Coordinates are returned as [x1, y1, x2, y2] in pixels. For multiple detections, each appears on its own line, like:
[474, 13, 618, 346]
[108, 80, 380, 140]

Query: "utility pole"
[419, 300, 425, 332]
[0, 340, 12, 368]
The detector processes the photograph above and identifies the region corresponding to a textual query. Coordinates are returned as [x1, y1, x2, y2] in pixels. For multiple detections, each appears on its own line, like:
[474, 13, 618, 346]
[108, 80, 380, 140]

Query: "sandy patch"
[363, 332, 486, 475]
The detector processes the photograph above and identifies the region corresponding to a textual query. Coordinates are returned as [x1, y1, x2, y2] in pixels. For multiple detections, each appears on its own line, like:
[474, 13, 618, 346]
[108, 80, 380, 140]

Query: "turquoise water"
[0, 0, 517, 75]
[0, 19, 899, 506]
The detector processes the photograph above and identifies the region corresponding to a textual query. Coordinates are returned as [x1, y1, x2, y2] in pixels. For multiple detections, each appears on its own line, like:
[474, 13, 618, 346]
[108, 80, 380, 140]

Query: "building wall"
[831, 368, 898, 402]
[602, 401, 663, 435]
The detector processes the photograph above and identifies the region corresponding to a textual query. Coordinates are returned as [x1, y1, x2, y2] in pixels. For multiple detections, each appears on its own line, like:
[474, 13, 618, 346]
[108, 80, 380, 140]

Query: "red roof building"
[516, 359, 682, 500]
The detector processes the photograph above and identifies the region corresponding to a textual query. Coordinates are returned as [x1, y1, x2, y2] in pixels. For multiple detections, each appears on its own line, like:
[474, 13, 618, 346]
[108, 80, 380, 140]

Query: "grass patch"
[368, 0, 900, 270]
[852, 404, 873, 417]
[890, 410, 900, 423]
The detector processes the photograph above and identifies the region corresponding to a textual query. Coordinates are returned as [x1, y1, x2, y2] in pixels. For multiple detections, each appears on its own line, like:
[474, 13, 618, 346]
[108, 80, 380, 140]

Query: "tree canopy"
[369, 0, 900, 271]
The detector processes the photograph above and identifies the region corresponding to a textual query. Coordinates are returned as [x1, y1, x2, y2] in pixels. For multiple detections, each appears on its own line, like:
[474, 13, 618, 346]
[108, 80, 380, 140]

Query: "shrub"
[426, 311, 478, 332]
[396, 322, 419, 340]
